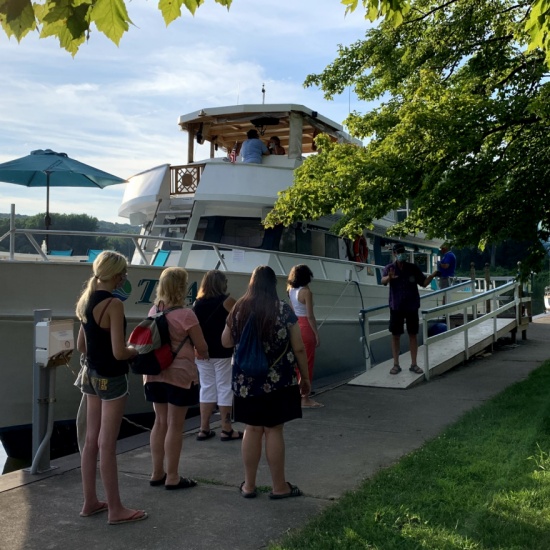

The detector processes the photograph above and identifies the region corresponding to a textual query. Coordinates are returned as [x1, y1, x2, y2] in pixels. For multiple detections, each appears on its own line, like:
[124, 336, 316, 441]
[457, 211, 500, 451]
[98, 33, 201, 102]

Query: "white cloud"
[0, 0, 369, 222]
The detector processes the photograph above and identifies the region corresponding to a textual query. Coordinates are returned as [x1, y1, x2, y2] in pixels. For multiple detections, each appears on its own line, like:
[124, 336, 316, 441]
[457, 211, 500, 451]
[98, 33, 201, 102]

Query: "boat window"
[221, 218, 264, 248]
[279, 226, 296, 253]
[296, 229, 311, 255]
[325, 234, 340, 259]
[193, 217, 265, 248]
[311, 231, 325, 257]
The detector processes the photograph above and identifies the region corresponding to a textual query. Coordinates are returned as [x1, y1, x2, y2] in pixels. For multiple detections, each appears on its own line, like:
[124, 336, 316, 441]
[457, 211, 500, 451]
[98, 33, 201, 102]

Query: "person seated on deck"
[267, 136, 286, 155]
[240, 129, 270, 163]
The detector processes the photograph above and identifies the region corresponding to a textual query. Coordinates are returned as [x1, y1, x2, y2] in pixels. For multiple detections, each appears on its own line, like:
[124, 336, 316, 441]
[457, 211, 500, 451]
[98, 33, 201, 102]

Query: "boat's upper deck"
[177, 103, 362, 161]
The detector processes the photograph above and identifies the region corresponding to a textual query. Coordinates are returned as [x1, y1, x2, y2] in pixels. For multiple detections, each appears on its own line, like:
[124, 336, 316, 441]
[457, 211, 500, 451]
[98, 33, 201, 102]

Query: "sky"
[0, 0, 369, 223]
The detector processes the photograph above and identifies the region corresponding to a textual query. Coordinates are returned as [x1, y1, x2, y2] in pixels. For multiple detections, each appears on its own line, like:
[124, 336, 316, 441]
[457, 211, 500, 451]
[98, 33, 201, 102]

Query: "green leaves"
[525, 0, 550, 65]
[0, 0, 233, 54]
[342, 0, 410, 25]
[0, 0, 36, 40]
[91, 0, 131, 46]
[271, 0, 550, 272]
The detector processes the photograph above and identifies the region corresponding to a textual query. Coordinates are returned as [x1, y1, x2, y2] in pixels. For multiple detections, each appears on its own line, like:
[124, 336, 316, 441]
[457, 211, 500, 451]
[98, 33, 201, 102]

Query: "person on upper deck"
[268, 136, 286, 155]
[241, 129, 270, 163]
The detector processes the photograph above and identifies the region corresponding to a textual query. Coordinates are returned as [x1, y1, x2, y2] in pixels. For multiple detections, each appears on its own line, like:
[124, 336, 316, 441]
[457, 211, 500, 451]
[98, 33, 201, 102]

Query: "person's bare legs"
[199, 402, 216, 433]
[264, 424, 288, 495]
[391, 334, 401, 365]
[164, 403, 187, 485]
[409, 333, 419, 366]
[219, 405, 238, 435]
[99, 396, 145, 523]
[150, 402, 168, 483]
[241, 425, 263, 493]
[80, 394, 105, 516]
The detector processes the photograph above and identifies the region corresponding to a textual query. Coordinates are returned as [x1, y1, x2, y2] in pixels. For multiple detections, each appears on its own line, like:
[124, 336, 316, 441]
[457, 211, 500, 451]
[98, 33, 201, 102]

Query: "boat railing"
[170, 164, 205, 195]
[1, 207, 387, 282]
[359, 279, 530, 375]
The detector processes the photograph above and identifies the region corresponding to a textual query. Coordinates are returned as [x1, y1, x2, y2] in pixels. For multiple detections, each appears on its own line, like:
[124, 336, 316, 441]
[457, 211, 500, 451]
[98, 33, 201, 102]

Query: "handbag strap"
[193, 296, 226, 328]
[269, 341, 289, 369]
[173, 334, 191, 357]
[156, 303, 190, 357]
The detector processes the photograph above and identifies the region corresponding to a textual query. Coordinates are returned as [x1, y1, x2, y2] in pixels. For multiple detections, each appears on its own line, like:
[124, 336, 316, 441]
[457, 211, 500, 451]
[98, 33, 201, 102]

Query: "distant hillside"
[97, 220, 139, 234]
[0, 212, 139, 234]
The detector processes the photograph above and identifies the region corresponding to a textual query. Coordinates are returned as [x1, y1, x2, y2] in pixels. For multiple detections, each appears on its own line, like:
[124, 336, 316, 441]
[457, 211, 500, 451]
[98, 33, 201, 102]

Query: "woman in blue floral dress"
[222, 265, 310, 499]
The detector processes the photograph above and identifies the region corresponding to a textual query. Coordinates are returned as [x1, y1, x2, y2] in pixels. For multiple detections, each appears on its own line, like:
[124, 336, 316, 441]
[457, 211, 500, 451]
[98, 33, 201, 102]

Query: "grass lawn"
[271, 361, 550, 550]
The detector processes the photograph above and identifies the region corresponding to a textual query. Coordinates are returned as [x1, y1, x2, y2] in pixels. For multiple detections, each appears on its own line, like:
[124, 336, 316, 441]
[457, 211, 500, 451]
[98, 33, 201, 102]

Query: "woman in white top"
[287, 265, 323, 408]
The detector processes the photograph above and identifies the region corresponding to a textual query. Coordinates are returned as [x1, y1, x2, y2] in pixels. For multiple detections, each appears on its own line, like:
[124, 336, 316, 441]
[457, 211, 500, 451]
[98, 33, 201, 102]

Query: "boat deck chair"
[151, 249, 170, 267]
[49, 249, 73, 256]
[86, 249, 103, 263]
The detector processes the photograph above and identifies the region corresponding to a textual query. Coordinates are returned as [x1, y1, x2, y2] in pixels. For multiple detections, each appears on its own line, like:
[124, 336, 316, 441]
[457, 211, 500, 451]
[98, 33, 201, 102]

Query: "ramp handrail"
[358, 280, 472, 370]
[359, 280, 530, 375]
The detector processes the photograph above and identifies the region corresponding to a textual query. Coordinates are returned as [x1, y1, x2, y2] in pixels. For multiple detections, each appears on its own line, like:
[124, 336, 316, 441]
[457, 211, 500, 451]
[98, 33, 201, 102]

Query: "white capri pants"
[196, 357, 233, 406]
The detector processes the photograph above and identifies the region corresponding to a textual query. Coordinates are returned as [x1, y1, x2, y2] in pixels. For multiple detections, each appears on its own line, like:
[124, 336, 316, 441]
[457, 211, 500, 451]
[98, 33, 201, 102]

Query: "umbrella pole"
[44, 172, 51, 250]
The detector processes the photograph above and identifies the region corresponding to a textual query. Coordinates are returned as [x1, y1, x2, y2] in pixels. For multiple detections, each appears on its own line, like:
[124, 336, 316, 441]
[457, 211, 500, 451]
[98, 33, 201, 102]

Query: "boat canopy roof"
[178, 103, 362, 156]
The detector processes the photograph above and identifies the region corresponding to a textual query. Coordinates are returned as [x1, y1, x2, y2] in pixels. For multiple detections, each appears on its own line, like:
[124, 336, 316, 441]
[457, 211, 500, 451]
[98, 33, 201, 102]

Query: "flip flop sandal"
[239, 481, 257, 499]
[269, 482, 303, 500]
[196, 429, 216, 441]
[79, 502, 108, 517]
[149, 473, 167, 487]
[108, 511, 148, 525]
[409, 365, 423, 374]
[390, 364, 402, 375]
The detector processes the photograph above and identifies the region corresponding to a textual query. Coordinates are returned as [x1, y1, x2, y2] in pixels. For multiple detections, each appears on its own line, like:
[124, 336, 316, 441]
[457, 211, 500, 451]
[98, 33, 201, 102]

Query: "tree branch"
[406, 0, 461, 25]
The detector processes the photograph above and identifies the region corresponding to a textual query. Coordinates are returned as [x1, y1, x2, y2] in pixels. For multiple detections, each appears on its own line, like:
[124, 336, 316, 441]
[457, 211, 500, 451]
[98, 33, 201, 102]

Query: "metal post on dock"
[29, 311, 74, 474]
[31, 309, 53, 473]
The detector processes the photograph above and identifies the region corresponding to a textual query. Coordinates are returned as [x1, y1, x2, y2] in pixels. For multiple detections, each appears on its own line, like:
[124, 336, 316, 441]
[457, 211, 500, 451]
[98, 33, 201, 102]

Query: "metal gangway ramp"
[349, 280, 531, 390]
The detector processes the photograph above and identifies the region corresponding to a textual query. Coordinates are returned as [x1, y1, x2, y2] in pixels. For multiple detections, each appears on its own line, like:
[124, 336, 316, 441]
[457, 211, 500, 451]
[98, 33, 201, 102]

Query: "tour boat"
[0, 103, 442, 461]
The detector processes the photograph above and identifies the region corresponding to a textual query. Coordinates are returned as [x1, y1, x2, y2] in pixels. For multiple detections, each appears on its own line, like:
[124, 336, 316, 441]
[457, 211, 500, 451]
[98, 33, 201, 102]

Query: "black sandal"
[221, 429, 244, 441]
[390, 364, 402, 375]
[409, 364, 423, 374]
[268, 482, 303, 499]
[196, 429, 216, 441]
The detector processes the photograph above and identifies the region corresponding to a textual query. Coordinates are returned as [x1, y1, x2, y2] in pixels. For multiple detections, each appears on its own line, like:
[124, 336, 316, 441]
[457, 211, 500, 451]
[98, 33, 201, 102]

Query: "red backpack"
[128, 306, 189, 375]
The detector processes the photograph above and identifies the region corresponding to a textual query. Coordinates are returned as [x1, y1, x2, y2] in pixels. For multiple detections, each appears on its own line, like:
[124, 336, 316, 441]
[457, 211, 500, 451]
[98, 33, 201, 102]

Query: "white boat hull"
[0, 260, 399, 446]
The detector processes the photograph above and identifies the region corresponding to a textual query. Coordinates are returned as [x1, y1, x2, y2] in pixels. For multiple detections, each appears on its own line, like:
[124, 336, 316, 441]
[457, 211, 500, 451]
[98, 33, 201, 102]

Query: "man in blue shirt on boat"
[240, 129, 270, 163]
[381, 243, 438, 376]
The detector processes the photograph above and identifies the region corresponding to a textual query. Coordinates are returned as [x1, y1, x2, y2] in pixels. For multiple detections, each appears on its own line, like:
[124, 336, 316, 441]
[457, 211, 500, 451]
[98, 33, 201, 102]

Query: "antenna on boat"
[262, 83, 265, 104]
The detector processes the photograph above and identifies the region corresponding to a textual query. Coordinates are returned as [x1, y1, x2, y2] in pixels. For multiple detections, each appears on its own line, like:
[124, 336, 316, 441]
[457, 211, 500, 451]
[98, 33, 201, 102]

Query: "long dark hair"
[230, 265, 279, 341]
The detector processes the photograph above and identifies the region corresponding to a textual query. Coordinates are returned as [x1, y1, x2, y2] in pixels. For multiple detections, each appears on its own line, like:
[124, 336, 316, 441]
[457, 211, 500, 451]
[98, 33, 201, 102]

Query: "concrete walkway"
[1, 315, 549, 550]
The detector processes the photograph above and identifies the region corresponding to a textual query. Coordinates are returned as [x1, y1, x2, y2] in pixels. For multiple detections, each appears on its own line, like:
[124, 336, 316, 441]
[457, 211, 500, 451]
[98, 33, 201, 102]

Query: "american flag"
[229, 142, 238, 163]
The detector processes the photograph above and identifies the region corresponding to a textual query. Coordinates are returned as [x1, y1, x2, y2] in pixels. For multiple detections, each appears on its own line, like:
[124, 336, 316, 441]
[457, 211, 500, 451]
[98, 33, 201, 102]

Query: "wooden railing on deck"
[170, 164, 205, 195]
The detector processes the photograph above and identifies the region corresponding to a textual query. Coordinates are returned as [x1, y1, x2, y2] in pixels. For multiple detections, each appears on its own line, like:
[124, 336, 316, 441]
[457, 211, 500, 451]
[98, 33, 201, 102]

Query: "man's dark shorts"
[144, 381, 199, 407]
[389, 309, 419, 336]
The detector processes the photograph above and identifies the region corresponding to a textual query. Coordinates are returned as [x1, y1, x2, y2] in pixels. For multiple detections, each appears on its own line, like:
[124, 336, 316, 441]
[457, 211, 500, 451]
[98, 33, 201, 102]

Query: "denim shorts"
[76, 366, 129, 401]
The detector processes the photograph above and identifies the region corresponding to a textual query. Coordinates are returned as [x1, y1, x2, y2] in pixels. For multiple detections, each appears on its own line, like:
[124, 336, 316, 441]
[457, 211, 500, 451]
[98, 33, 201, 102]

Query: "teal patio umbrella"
[0, 149, 126, 242]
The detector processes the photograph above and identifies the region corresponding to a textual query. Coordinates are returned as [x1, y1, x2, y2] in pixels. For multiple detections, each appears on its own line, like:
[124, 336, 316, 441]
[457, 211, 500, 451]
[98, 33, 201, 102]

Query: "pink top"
[144, 306, 199, 389]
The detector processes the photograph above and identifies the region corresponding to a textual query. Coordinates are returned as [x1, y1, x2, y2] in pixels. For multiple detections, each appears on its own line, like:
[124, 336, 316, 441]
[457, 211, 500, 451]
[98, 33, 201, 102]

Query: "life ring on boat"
[353, 236, 368, 263]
